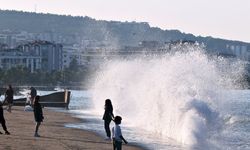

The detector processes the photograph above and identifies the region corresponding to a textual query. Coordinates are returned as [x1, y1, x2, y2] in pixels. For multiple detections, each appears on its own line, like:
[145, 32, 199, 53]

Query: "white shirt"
[112, 124, 122, 142]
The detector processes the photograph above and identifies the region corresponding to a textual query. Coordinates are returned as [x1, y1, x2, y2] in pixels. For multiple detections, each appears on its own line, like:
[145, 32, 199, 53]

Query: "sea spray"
[91, 45, 246, 148]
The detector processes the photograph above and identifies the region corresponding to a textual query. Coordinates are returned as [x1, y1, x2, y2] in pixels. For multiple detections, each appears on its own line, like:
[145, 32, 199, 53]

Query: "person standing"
[4, 84, 14, 113]
[112, 116, 128, 150]
[102, 99, 114, 140]
[0, 101, 10, 135]
[33, 96, 44, 137]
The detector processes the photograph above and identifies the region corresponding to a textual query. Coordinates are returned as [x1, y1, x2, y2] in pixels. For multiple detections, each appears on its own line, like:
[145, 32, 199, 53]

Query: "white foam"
[90, 45, 245, 147]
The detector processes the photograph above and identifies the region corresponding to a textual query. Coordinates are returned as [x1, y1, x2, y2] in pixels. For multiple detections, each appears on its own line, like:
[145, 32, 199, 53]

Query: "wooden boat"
[13, 90, 71, 109]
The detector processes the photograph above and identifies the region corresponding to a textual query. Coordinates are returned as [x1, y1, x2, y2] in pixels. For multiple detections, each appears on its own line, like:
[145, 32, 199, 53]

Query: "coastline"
[1, 106, 144, 150]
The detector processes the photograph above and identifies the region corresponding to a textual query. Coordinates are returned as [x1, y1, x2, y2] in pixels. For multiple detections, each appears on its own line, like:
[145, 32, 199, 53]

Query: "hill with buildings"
[0, 9, 250, 58]
[0, 10, 250, 87]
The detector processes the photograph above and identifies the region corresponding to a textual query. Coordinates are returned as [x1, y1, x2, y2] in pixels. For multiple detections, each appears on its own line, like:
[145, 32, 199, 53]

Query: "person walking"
[0, 101, 10, 135]
[4, 84, 14, 113]
[33, 96, 44, 137]
[112, 116, 128, 150]
[102, 99, 114, 140]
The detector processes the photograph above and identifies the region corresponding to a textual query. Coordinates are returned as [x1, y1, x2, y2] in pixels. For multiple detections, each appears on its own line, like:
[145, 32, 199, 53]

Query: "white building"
[62, 45, 87, 69]
[0, 49, 41, 73]
[62, 45, 120, 69]
[0, 40, 63, 72]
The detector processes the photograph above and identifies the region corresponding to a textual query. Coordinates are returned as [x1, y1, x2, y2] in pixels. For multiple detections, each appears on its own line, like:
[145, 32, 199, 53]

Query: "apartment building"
[0, 40, 63, 72]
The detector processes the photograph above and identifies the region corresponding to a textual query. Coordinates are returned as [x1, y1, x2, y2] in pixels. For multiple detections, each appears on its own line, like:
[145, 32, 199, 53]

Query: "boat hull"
[13, 90, 71, 109]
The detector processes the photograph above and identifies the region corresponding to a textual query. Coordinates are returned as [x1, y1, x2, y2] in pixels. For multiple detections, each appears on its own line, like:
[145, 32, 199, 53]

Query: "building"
[0, 48, 41, 73]
[62, 45, 83, 69]
[227, 44, 250, 61]
[18, 41, 63, 72]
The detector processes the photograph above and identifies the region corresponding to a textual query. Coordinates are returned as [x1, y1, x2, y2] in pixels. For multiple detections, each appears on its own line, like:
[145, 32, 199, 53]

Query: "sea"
[14, 45, 250, 150]
[61, 89, 250, 150]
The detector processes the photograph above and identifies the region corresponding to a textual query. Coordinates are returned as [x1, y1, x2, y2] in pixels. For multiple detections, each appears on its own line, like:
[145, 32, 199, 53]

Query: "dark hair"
[105, 99, 113, 111]
[114, 116, 122, 124]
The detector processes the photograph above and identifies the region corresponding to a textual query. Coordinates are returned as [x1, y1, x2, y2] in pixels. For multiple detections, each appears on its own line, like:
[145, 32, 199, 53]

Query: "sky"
[0, 0, 250, 42]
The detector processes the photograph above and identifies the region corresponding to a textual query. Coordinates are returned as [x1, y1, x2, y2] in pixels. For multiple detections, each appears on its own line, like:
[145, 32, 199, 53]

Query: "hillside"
[0, 9, 249, 53]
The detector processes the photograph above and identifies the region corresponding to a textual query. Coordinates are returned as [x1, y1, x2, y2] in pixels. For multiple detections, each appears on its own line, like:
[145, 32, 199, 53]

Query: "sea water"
[66, 45, 249, 149]
[64, 89, 250, 150]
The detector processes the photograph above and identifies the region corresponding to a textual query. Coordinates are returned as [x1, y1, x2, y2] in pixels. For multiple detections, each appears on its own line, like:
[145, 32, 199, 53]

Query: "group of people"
[103, 99, 128, 150]
[1, 86, 126, 148]
[0, 85, 44, 137]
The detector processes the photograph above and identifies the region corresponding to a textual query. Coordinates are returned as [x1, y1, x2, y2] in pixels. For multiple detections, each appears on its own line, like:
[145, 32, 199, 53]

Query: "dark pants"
[0, 119, 7, 132]
[104, 119, 111, 138]
[113, 140, 122, 150]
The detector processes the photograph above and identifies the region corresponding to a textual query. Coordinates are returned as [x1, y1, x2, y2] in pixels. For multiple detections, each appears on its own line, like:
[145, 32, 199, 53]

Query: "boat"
[13, 90, 71, 109]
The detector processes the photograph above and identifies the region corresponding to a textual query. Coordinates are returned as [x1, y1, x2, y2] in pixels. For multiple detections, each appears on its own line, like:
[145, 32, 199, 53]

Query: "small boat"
[13, 90, 71, 109]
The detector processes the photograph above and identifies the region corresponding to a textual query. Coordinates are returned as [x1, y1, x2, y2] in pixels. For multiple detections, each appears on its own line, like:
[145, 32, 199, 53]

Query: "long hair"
[104, 99, 113, 111]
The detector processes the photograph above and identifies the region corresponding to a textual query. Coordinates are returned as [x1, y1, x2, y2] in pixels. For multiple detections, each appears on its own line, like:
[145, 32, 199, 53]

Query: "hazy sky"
[1, 0, 250, 42]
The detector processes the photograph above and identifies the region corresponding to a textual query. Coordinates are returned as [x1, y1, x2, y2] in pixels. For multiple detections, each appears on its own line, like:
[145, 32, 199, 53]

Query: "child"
[0, 101, 10, 135]
[33, 96, 44, 137]
[112, 116, 128, 150]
